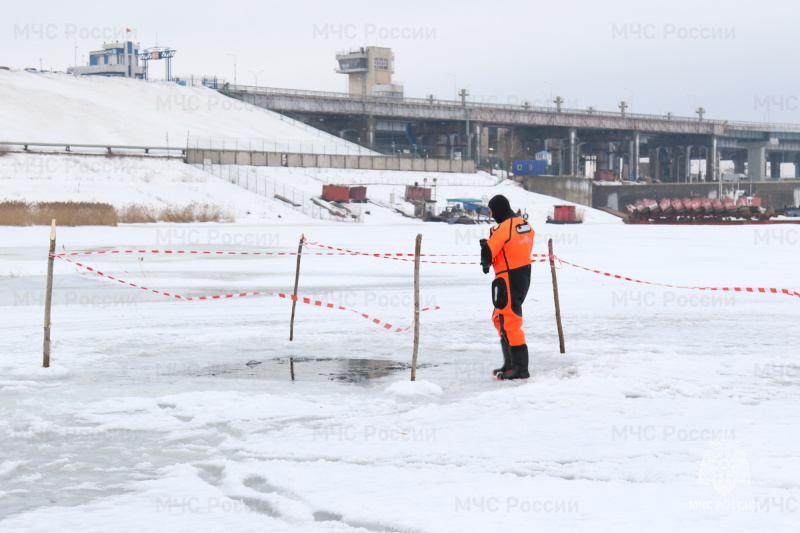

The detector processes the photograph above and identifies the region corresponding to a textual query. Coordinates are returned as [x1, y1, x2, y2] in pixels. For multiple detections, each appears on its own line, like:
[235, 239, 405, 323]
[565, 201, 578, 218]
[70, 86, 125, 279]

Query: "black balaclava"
[488, 195, 513, 223]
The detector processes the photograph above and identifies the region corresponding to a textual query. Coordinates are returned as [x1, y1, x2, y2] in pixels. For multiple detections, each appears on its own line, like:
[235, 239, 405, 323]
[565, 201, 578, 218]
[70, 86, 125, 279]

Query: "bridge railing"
[227, 84, 719, 125]
[226, 84, 800, 132]
[724, 120, 800, 133]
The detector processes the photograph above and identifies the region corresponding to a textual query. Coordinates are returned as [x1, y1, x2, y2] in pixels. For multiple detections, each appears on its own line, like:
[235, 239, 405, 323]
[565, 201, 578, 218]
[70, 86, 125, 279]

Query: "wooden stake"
[548, 238, 566, 354]
[43, 219, 56, 368]
[411, 233, 422, 381]
[288, 234, 304, 381]
[289, 233, 304, 341]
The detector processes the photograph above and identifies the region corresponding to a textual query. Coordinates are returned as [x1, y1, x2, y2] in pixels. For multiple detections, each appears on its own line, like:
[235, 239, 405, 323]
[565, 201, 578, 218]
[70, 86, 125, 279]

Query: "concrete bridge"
[222, 84, 800, 182]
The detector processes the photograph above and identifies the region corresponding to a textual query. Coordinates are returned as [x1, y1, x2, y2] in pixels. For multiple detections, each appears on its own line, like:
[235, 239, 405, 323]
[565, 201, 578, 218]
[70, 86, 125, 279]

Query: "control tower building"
[335, 46, 403, 97]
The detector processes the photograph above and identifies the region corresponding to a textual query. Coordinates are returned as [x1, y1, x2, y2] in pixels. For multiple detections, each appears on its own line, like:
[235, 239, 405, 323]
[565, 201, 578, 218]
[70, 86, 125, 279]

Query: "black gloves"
[479, 239, 490, 274]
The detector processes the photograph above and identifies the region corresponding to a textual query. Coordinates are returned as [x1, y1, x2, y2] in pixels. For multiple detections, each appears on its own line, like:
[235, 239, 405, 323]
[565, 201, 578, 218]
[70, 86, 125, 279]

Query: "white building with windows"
[67, 41, 144, 78]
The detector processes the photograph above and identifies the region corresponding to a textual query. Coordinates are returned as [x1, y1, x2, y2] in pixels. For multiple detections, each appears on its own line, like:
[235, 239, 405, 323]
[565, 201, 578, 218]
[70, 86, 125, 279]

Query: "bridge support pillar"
[611, 145, 624, 179]
[594, 143, 610, 174]
[670, 147, 683, 182]
[474, 122, 484, 164]
[365, 115, 376, 149]
[649, 148, 660, 181]
[706, 137, 718, 181]
[633, 132, 641, 182]
[568, 128, 577, 176]
[480, 125, 490, 162]
[769, 152, 782, 179]
[685, 145, 694, 182]
[745, 142, 767, 181]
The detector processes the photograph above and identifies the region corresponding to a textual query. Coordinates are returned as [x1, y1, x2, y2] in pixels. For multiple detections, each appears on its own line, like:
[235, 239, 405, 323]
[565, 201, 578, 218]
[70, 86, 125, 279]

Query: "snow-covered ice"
[2, 214, 799, 532]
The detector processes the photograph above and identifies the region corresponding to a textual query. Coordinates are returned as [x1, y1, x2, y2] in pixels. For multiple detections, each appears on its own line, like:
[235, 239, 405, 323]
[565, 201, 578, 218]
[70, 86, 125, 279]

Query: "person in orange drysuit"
[480, 195, 533, 380]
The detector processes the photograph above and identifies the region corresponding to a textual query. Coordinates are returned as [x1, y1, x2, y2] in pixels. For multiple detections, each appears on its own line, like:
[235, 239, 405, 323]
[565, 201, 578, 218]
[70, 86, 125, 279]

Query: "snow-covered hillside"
[0, 151, 619, 224]
[0, 71, 366, 154]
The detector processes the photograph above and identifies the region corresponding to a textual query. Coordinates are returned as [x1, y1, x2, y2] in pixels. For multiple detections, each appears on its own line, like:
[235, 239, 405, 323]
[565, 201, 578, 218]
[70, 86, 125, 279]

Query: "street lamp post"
[249, 69, 263, 87]
[623, 88, 634, 112]
[66, 33, 77, 73]
[696, 107, 706, 122]
[227, 54, 237, 85]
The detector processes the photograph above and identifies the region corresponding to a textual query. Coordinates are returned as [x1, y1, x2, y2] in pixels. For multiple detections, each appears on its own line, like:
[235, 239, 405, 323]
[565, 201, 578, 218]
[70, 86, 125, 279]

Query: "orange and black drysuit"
[481, 195, 533, 380]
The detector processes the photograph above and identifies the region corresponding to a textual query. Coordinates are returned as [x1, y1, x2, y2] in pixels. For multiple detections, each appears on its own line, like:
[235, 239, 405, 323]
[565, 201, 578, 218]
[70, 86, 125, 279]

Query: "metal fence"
[195, 163, 362, 223]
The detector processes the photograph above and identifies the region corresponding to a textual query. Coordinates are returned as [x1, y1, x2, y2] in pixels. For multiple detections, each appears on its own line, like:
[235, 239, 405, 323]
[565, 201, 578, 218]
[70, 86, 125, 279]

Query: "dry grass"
[118, 203, 233, 223]
[0, 201, 232, 226]
[117, 204, 158, 224]
[0, 201, 118, 226]
[35, 202, 118, 226]
[0, 144, 12, 157]
[0, 201, 31, 225]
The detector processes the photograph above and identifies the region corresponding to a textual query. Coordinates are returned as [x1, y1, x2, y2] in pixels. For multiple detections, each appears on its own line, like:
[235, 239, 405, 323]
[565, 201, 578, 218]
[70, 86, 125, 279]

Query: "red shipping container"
[553, 205, 576, 221]
[349, 186, 367, 202]
[322, 185, 350, 202]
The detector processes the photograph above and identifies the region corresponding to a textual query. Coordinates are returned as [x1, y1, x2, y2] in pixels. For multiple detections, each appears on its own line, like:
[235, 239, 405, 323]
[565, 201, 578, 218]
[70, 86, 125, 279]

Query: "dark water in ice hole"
[198, 357, 437, 383]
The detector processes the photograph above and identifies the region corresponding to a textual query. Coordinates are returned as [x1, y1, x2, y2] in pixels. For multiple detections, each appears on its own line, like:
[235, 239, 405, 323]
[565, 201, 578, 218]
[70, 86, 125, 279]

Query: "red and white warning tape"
[304, 241, 548, 265]
[55, 256, 440, 332]
[55, 250, 354, 257]
[54, 241, 549, 265]
[553, 256, 800, 299]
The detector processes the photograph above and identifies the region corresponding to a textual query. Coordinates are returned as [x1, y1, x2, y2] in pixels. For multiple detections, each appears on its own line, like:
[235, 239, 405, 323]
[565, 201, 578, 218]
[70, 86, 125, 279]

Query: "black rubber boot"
[497, 344, 529, 380]
[492, 338, 512, 376]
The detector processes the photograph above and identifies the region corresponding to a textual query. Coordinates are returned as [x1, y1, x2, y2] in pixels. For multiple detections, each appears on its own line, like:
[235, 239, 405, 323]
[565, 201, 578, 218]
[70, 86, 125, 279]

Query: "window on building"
[374, 58, 389, 70]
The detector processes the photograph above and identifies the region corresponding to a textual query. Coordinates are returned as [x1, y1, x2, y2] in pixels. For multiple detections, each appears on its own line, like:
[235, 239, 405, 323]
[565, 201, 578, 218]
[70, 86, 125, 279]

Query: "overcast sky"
[3, 0, 798, 124]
